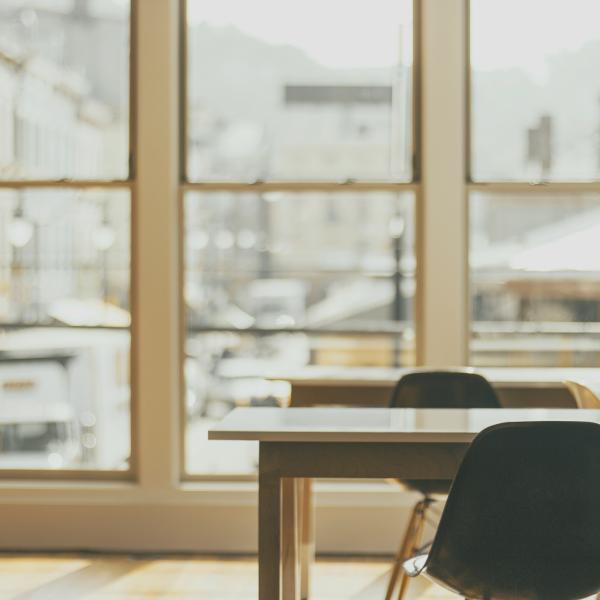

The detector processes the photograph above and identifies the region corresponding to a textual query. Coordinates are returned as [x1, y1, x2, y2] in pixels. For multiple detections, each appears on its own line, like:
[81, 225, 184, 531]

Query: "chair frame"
[384, 370, 500, 600]
[404, 421, 600, 600]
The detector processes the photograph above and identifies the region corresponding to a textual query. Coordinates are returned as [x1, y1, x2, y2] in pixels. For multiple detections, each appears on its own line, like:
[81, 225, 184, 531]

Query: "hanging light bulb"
[237, 229, 256, 249]
[19, 8, 38, 28]
[93, 220, 116, 251]
[93, 202, 116, 251]
[389, 214, 405, 239]
[215, 229, 235, 250]
[8, 205, 33, 248]
[188, 229, 209, 250]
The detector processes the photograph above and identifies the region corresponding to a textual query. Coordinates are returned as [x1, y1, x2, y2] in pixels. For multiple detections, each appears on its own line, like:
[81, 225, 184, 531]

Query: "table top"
[208, 407, 600, 443]
[268, 366, 600, 388]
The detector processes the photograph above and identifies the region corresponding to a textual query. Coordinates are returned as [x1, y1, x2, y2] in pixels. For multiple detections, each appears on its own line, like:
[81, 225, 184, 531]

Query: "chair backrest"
[564, 380, 600, 409]
[389, 371, 500, 409]
[426, 421, 600, 600]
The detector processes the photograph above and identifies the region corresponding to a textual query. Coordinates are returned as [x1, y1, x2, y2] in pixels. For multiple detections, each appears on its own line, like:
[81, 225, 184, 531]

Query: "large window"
[184, 0, 416, 475]
[0, 0, 131, 471]
[469, 0, 600, 367]
[7, 0, 600, 555]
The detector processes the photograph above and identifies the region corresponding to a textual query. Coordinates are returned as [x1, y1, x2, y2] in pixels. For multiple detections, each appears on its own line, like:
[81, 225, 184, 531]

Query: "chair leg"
[385, 499, 430, 600]
[384, 500, 422, 600]
[396, 500, 428, 600]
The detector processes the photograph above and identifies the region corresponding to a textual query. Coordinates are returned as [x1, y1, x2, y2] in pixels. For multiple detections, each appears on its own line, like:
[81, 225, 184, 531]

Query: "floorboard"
[0, 554, 454, 599]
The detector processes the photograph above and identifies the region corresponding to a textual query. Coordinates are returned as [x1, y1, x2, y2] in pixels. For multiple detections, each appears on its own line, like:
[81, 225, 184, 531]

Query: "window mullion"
[419, 0, 468, 366]
[134, 0, 182, 490]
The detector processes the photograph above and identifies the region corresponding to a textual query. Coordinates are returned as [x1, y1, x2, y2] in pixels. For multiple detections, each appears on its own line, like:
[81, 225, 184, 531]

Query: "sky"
[6, 0, 600, 75]
[187, 0, 412, 69]
[188, 0, 600, 76]
[0, 0, 129, 19]
[471, 0, 600, 77]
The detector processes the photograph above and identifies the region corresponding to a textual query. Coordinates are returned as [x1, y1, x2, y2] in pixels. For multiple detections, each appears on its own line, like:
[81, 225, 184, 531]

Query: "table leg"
[299, 478, 314, 600]
[259, 467, 281, 600]
[281, 478, 299, 600]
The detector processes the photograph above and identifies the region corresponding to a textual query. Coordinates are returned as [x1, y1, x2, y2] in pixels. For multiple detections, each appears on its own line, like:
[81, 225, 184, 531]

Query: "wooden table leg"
[299, 478, 314, 600]
[259, 461, 281, 599]
[281, 478, 299, 600]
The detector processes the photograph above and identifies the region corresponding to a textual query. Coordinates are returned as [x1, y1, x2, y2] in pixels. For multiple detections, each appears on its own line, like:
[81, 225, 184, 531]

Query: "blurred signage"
[285, 84, 393, 105]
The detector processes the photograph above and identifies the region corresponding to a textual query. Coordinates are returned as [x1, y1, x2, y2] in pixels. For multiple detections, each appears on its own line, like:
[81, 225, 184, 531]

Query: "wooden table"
[209, 407, 600, 600]
[278, 366, 600, 408]
[270, 366, 600, 598]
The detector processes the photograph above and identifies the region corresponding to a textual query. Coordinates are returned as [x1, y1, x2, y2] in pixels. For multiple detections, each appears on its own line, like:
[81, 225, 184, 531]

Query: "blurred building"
[0, 3, 130, 324]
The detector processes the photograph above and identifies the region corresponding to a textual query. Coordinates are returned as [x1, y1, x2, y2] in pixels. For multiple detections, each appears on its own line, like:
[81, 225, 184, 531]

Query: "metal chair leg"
[396, 500, 428, 600]
[384, 500, 422, 600]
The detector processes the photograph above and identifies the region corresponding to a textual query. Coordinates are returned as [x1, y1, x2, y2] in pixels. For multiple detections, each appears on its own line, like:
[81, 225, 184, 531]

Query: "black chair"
[404, 421, 600, 600]
[385, 370, 501, 600]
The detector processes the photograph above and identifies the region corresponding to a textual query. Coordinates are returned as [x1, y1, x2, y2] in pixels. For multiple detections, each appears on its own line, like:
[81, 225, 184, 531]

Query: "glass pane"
[0, 188, 130, 469]
[185, 191, 415, 475]
[186, 0, 413, 182]
[185, 191, 415, 332]
[0, 0, 130, 180]
[470, 192, 600, 366]
[471, 0, 600, 181]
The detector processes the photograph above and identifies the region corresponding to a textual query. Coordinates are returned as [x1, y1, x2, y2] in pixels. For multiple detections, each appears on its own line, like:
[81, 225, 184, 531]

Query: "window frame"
[0, 0, 138, 480]
[180, 0, 421, 187]
[465, 0, 600, 366]
[0, 0, 580, 556]
[179, 0, 423, 481]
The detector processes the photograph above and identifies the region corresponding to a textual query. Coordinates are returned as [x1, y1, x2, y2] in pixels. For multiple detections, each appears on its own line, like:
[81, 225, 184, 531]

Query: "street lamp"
[389, 214, 405, 367]
[92, 219, 116, 251]
[389, 214, 405, 322]
[8, 203, 34, 248]
[92, 203, 116, 303]
[8, 198, 36, 321]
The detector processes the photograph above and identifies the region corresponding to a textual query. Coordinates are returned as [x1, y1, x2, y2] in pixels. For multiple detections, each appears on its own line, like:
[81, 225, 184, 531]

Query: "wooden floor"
[0, 554, 454, 600]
